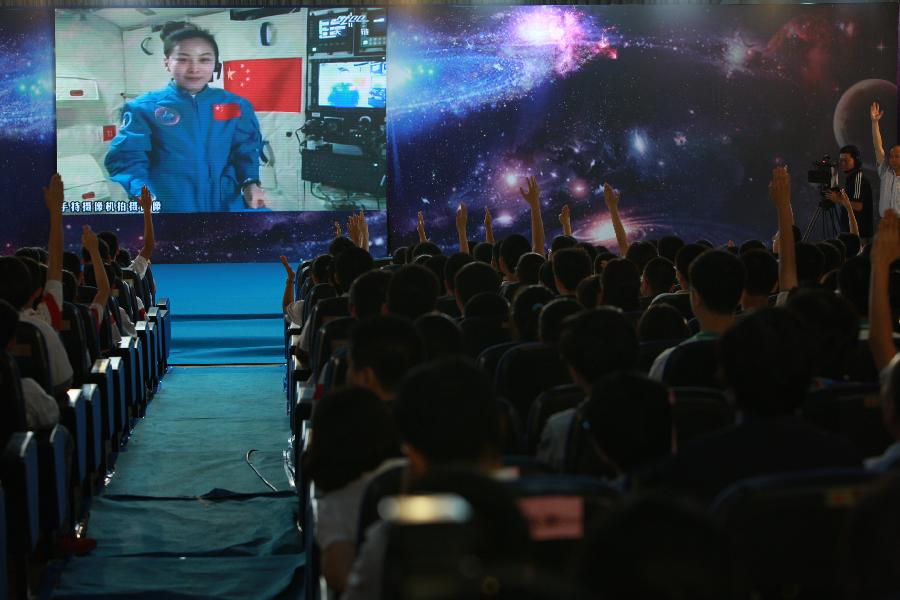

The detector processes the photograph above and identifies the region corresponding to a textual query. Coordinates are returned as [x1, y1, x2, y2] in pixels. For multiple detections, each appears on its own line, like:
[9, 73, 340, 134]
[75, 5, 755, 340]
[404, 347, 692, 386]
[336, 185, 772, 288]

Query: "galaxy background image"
[387, 4, 899, 251]
[0, 9, 387, 263]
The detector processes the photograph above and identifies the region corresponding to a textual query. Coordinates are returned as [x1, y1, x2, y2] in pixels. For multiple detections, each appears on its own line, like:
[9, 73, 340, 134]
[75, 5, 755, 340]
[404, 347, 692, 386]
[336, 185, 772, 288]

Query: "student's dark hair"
[594, 251, 618, 274]
[412, 254, 431, 266]
[386, 264, 440, 319]
[538, 297, 581, 343]
[511, 285, 555, 342]
[62, 270, 77, 303]
[625, 240, 658, 273]
[674, 243, 706, 287]
[394, 357, 499, 464]
[82, 237, 110, 264]
[115, 248, 132, 268]
[838, 232, 861, 258]
[637, 303, 689, 342]
[642, 257, 676, 298]
[846, 473, 900, 600]
[62, 251, 82, 280]
[472, 242, 493, 264]
[392, 246, 409, 265]
[740, 249, 778, 297]
[550, 235, 577, 254]
[538, 260, 558, 294]
[824, 238, 847, 265]
[688, 250, 745, 314]
[311, 254, 333, 284]
[349, 316, 425, 392]
[795, 241, 825, 285]
[0, 299, 19, 347]
[349, 269, 391, 320]
[838, 255, 871, 317]
[786, 287, 859, 380]
[582, 372, 672, 472]
[657, 234, 685, 263]
[411, 240, 442, 258]
[455, 261, 501, 307]
[414, 313, 463, 360]
[739, 239, 767, 255]
[695, 239, 714, 249]
[498, 234, 531, 275]
[559, 307, 638, 383]
[97, 231, 119, 257]
[816, 242, 842, 276]
[718, 307, 811, 416]
[578, 495, 730, 600]
[444, 252, 474, 293]
[576, 241, 598, 263]
[328, 236, 356, 258]
[0, 257, 31, 309]
[423, 254, 449, 294]
[14, 247, 43, 263]
[576, 274, 602, 309]
[333, 246, 374, 294]
[515, 252, 545, 286]
[303, 387, 398, 492]
[463, 292, 508, 320]
[601, 258, 641, 311]
[552, 247, 592, 292]
[161, 21, 219, 62]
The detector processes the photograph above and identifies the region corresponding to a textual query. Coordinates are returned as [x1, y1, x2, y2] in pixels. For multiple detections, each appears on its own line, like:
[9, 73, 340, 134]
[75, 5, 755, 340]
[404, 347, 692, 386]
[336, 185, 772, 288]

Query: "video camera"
[807, 155, 840, 209]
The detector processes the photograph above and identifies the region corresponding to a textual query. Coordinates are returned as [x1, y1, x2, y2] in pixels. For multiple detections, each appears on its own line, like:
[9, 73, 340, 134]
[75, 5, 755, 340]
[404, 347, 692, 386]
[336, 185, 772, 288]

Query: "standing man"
[871, 101, 900, 217]
[825, 145, 872, 240]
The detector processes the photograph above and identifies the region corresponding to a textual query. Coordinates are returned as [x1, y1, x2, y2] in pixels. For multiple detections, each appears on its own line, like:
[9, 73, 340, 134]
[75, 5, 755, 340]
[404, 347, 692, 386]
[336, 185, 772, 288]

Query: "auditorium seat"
[496, 398, 524, 455]
[670, 387, 736, 446]
[302, 283, 337, 325]
[9, 321, 53, 397]
[0, 352, 28, 446]
[526, 384, 584, 454]
[2, 432, 40, 597]
[459, 316, 511, 358]
[476, 341, 521, 382]
[61, 388, 88, 519]
[86, 359, 119, 458]
[72, 303, 101, 366]
[495, 342, 570, 426]
[802, 383, 893, 457]
[711, 468, 877, 600]
[35, 425, 70, 541]
[635, 338, 681, 373]
[81, 383, 105, 491]
[311, 316, 354, 382]
[59, 302, 91, 385]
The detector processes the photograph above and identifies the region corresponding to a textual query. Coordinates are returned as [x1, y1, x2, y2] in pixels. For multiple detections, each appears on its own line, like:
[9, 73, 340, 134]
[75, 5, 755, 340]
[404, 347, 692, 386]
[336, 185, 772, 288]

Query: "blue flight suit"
[105, 81, 262, 212]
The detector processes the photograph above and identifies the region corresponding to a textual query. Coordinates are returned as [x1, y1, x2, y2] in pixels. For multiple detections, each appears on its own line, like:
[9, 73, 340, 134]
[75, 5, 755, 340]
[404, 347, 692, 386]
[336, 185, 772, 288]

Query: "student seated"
[346, 316, 425, 403]
[385, 264, 440, 319]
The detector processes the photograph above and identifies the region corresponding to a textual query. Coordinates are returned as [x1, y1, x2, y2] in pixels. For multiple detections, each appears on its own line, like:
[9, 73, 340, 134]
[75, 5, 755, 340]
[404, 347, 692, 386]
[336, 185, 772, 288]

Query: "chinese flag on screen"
[223, 58, 302, 113]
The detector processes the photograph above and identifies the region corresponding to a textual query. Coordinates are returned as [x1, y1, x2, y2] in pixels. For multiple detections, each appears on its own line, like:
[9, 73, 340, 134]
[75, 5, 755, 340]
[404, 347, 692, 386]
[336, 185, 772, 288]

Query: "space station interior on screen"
[54, 7, 387, 215]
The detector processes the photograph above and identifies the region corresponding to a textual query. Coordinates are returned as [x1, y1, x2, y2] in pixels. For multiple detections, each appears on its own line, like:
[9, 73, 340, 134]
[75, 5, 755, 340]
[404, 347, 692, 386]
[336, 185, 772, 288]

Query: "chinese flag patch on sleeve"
[213, 103, 242, 120]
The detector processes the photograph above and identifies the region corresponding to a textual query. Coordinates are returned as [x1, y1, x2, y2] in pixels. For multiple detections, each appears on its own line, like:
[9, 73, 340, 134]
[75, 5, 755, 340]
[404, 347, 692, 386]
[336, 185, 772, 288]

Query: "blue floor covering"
[49, 366, 303, 599]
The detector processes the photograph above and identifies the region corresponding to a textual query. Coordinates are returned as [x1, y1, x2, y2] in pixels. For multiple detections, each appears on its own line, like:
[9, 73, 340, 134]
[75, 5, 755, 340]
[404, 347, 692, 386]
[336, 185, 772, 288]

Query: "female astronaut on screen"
[105, 22, 267, 212]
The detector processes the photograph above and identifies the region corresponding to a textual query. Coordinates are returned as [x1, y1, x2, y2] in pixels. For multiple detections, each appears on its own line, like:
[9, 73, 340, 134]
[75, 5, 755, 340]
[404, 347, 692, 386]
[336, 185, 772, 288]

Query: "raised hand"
[348, 213, 360, 246]
[81, 224, 99, 252]
[138, 185, 153, 212]
[456, 202, 468, 232]
[417, 210, 427, 242]
[871, 101, 884, 122]
[279, 255, 295, 281]
[242, 183, 267, 209]
[768, 166, 791, 208]
[484, 207, 492, 228]
[358, 210, 369, 237]
[603, 183, 620, 210]
[559, 204, 572, 236]
[334, 221, 342, 238]
[43, 172, 64, 213]
[519, 176, 540, 208]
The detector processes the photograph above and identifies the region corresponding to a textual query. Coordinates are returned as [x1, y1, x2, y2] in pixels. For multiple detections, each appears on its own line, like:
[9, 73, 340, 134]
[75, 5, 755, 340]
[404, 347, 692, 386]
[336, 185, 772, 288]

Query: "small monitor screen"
[318, 15, 350, 40]
[317, 60, 386, 109]
[363, 11, 387, 38]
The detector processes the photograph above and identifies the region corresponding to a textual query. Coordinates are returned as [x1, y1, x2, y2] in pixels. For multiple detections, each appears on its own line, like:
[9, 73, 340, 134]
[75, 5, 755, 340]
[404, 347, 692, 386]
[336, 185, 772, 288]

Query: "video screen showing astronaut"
[387, 4, 898, 250]
[55, 8, 387, 215]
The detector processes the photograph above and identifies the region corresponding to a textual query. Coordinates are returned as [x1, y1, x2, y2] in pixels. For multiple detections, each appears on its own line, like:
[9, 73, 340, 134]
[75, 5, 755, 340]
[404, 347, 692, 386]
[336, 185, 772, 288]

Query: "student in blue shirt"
[105, 22, 266, 213]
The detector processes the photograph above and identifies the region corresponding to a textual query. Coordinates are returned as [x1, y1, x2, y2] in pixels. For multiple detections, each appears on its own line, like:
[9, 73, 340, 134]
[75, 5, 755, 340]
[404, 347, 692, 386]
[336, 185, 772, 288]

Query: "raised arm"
[872, 101, 886, 168]
[839, 189, 860, 236]
[869, 210, 900, 370]
[417, 211, 427, 243]
[279, 255, 296, 313]
[455, 203, 469, 254]
[483, 208, 495, 244]
[359, 210, 369, 252]
[137, 185, 155, 261]
[348, 213, 361, 247]
[559, 204, 573, 237]
[519, 176, 545, 256]
[43, 173, 64, 286]
[603, 183, 629, 256]
[769, 166, 798, 292]
[83, 225, 110, 309]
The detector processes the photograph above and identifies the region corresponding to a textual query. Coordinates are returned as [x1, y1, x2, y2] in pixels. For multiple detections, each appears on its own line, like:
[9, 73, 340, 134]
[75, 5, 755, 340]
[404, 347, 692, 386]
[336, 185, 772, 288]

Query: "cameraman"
[825, 145, 872, 240]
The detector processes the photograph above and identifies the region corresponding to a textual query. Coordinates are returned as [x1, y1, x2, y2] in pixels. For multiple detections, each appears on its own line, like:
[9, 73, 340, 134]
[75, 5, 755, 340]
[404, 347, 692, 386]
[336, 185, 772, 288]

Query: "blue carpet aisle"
[151, 264, 286, 365]
[50, 366, 304, 599]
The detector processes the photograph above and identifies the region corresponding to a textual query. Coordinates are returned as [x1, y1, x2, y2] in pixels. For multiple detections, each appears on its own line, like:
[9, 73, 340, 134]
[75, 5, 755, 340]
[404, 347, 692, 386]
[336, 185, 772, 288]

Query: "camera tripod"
[802, 201, 842, 241]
